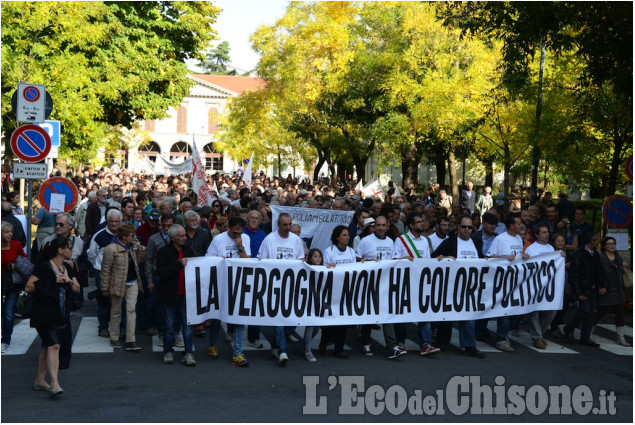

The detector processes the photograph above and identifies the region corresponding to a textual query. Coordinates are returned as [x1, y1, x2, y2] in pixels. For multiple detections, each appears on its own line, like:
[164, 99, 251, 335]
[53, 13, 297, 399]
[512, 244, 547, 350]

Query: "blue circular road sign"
[10, 124, 51, 162]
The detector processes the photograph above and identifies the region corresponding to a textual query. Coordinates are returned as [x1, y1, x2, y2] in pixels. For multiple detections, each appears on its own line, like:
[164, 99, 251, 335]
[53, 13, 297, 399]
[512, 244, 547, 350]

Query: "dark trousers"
[59, 317, 72, 367]
[565, 292, 597, 341]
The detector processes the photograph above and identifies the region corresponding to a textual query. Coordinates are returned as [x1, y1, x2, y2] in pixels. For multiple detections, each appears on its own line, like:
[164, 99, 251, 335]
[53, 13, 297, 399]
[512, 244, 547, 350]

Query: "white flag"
[192, 138, 213, 206]
[355, 179, 363, 191]
[362, 180, 384, 201]
[212, 180, 219, 196]
[393, 185, 401, 200]
[242, 152, 254, 189]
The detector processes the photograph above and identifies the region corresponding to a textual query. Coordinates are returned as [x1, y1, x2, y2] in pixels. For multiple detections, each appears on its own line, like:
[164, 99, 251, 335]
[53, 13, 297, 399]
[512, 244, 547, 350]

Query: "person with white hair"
[76, 191, 97, 238]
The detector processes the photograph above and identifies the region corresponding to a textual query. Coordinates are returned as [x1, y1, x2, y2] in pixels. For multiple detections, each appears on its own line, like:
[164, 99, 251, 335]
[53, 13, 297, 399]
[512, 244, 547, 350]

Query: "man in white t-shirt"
[428, 216, 449, 252]
[356, 216, 405, 360]
[394, 213, 440, 356]
[524, 224, 558, 350]
[258, 213, 305, 366]
[479, 213, 530, 353]
[206, 216, 251, 367]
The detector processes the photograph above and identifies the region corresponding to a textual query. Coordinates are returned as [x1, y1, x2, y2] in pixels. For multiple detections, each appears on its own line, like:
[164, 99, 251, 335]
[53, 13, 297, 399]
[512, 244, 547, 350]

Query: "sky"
[188, 0, 290, 74]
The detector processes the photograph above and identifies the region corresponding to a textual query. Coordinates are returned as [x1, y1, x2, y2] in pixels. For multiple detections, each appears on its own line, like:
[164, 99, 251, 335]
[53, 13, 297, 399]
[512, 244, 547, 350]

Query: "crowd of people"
[1, 166, 631, 396]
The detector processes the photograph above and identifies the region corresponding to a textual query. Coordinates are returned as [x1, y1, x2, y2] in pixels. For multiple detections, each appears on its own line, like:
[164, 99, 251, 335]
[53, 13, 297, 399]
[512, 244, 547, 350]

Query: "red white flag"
[192, 139, 213, 206]
[242, 152, 254, 189]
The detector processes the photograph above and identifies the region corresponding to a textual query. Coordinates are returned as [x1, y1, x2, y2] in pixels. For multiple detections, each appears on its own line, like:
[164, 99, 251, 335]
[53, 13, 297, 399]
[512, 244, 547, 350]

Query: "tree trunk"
[401, 146, 419, 189]
[484, 159, 494, 188]
[433, 156, 446, 187]
[503, 143, 511, 213]
[337, 160, 346, 183]
[448, 148, 459, 200]
[530, 39, 547, 204]
[313, 150, 327, 182]
[603, 134, 626, 198]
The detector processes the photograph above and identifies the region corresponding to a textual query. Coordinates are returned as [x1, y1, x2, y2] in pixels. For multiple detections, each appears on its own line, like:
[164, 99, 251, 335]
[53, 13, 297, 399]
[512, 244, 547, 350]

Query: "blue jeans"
[93, 270, 111, 332]
[208, 320, 244, 356]
[1, 291, 19, 345]
[138, 270, 160, 330]
[274, 326, 288, 355]
[476, 317, 509, 345]
[417, 322, 432, 347]
[435, 321, 477, 348]
[160, 296, 193, 353]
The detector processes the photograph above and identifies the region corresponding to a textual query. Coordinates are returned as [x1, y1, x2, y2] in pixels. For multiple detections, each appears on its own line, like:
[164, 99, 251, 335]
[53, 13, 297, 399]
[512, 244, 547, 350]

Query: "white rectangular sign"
[13, 163, 48, 179]
[184, 252, 565, 326]
[17, 82, 46, 123]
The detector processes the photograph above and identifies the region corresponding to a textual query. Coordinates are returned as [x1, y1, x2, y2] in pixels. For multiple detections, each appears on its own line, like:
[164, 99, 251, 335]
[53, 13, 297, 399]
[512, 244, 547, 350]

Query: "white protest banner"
[147, 155, 193, 175]
[192, 140, 213, 206]
[185, 252, 565, 326]
[270, 205, 354, 251]
[355, 179, 363, 191]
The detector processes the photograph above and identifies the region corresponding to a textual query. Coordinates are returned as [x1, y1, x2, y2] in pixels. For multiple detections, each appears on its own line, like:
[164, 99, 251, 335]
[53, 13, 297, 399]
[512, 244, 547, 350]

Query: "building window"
[208, 107, 219, 135]
[144, 120, 155, 132]
[177, 106, 187, 134]
[204, 143, 223, 171]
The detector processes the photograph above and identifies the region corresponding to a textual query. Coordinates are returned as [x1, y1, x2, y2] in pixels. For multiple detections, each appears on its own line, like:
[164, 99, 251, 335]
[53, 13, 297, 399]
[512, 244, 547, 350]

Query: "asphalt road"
[1, 291, 632, 423]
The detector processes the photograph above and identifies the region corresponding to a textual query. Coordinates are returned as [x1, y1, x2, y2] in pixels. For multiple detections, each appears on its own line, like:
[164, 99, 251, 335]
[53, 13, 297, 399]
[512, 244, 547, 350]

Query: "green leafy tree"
[1, 1, 220, 166]
[198, 41, 237, 75]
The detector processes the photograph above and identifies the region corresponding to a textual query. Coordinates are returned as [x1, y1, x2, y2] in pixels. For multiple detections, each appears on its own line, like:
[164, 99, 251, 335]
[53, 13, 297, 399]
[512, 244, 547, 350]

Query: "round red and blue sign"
[39, 177, 79, 213]
[10, 124, 51, 162]
[603, 195, 632, 229]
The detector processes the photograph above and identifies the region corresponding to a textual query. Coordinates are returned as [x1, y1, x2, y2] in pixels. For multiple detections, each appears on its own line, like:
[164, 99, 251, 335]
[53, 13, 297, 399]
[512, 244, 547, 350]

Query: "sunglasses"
[460, 225, 473, 229]
[55, 222, 66, 227]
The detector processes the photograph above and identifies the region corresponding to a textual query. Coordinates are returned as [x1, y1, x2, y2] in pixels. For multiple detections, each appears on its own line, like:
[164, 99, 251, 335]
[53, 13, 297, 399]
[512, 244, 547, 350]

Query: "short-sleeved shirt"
[206, 231, 251, 258]
[457, 238, 479, 259]
[258, 231, 305, 260]
[525, 241, 555, 258]
[393, 232, 431, 259]
[1, 240, 26, 270]
[356, 234, 394, 261]
[323, 245, 357, 265]
[487, 232, 524, 259]
[35, 208, 56, 227]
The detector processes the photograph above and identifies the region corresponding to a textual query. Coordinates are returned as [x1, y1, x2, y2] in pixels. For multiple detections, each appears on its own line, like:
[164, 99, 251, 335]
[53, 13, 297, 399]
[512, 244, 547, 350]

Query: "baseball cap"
[363, 217, 376, 230]
[148, 208, 161, 220]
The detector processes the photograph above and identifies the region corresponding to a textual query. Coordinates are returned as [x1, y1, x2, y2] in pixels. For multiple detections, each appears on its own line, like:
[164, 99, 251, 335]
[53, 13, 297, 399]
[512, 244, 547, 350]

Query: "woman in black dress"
[25, 236, 80, 397]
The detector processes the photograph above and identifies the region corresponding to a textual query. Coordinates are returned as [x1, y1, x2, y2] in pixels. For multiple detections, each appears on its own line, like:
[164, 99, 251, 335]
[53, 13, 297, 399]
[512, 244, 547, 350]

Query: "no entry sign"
[603, 195, 632, 228]
[10, 124, 52, 162]
[39, 177, 79, 213]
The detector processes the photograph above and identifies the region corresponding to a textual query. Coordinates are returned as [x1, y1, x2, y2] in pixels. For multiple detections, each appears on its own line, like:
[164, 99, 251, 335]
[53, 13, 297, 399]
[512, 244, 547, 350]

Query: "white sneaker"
[278, 352, 289, 365]
[1, 343, 9, 353]
[304, 352, 317, 362]
[181, 352, 197, 367]
[247, 340, 264, 348]
[175, 334, 185, 348]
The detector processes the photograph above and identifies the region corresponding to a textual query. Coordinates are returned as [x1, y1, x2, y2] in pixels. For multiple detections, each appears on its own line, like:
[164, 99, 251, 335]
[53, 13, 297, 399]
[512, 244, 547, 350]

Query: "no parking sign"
[603, 195, 632, 228]
[39, 177, 78, 213]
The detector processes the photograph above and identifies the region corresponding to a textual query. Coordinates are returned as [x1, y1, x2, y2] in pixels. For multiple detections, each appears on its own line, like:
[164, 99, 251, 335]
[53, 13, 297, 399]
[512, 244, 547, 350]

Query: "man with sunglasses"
[432, 216, 485, 358]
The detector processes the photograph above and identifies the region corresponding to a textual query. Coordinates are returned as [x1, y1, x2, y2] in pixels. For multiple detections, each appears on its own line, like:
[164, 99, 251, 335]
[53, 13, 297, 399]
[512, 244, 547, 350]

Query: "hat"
[148, 208, 161, 220]
[300, 189, 308, 195]
[362, 217, 376, 230]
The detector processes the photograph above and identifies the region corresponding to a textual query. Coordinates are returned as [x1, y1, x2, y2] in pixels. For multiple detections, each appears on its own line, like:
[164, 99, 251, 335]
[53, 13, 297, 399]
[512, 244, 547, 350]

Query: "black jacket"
[432, 235, 484, 259]
[156, 243, 194, 305]
[569, 247, 606, 298]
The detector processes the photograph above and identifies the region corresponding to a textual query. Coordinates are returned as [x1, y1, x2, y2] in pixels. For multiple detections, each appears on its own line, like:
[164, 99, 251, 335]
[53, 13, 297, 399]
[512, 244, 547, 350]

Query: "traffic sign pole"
[26, 179, 32, 257]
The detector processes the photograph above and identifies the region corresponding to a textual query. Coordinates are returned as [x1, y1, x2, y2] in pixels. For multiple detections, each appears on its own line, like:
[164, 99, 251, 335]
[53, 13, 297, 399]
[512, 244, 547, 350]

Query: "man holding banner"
[206, 216, 251, 367]
[393, 213, 440, 357]
[432, 215, 485, 358]
[257, 213, 305, 366]
[355, 216, 406, 360]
